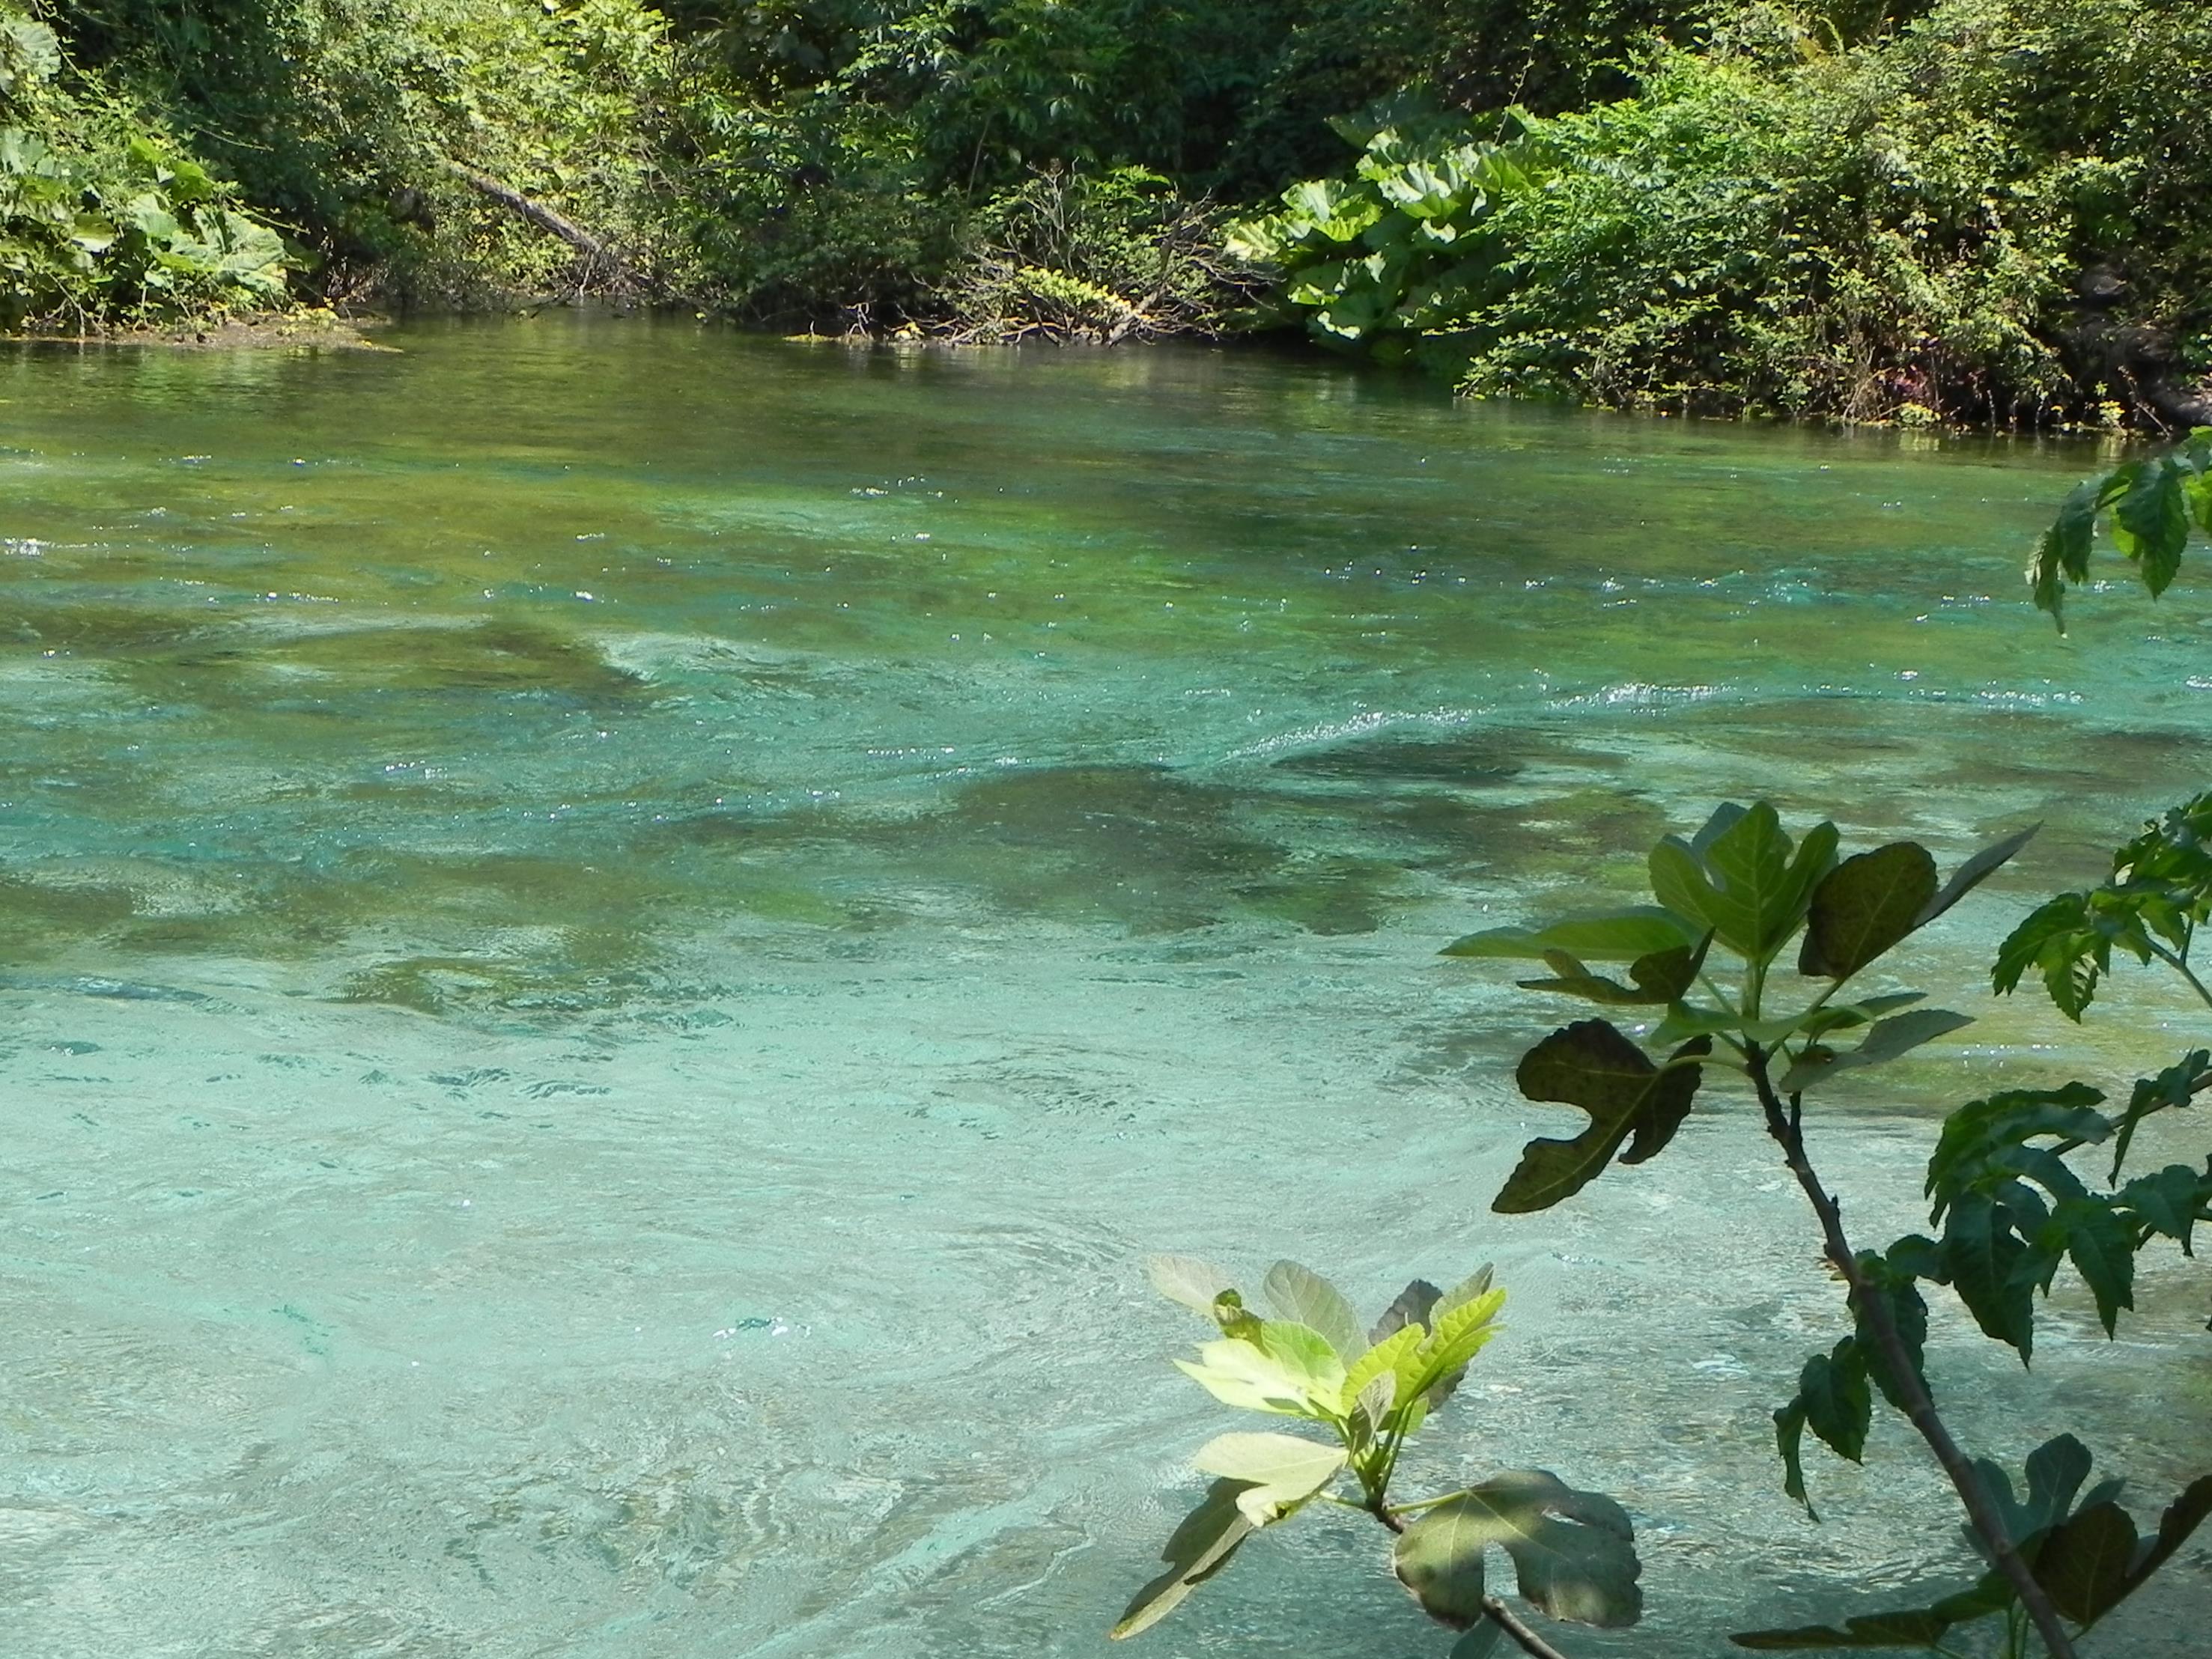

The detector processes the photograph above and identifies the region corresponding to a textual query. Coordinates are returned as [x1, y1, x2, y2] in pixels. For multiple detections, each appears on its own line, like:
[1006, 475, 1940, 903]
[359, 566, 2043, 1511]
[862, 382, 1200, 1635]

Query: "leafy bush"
[55, 0, 681, 307]
[1240, 0, 2212, 426]
[1225, 118, 1547, 374]
[0, 7, 285, 329]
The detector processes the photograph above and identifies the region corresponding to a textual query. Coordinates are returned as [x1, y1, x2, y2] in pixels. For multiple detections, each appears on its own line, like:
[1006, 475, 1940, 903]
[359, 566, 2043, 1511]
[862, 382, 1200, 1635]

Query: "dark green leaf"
[1774, 1398, 1814, 1517]
[1796, 1339, 1872, 1464]
[1856, 1268, 1929, 1413]
[2123, 1474, 2212, 1603]
[1732, 1609, 1954, 1649]
[2110, 457, 2189, 596]
[1392, 1494, 1492, 1628]
[2029, 476, 2100, 627]
[1444, 907, 1703, 962]
[1990, 892, 2106, 1019]
[1494, 1023, 1709, 1211]
[1629, 931, 1712, 1001]
[1975, 1434, 2092, 1547]
[2118, 1163, 2209, 1253]
[2112, 1050, 2211, 1182]
[1916, 825, 2038, 927]
[1397, 1471, 1642, 1630]
[1924, 1084, 2109, 1215]
[1110, 1479, 1257, 1639]
[1799, 842, 1937, 978]
[1777, 1009, 1973, 1095]
[2035, 1501, 2138, 1623]
[2053, 1199, 2135, 1334]
[1942, 1189, 2038, 1359]
[1371, 1278, 1442, 1346]
[1623, 1036, 1714, 1163]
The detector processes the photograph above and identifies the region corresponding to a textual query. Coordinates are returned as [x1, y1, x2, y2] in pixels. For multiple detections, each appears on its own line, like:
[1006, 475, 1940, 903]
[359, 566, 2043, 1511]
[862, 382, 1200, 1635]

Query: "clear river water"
[1, 316, 2207, 1658]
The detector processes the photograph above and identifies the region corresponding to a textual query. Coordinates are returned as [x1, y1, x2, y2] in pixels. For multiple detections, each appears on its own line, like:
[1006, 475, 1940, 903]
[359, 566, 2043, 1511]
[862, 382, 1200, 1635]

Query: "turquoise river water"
[1, 317, 2208, 1658]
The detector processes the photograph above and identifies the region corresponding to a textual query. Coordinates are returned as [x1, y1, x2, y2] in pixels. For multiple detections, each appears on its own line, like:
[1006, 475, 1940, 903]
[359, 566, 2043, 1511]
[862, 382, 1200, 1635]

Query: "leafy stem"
[1742, 1042, 2082, 1659]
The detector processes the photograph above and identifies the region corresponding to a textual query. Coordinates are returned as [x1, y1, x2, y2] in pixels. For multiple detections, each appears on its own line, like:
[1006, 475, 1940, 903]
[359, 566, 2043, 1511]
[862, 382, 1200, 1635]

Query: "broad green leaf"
[1284, 257, 1349, 305]
[1776, 1008, 1972, 1095]
[1799, 1339, 1872, 1464]
[1110, 1477, 1257, 1639]
[1397, 1471, 1642, 1629]
[2124, 1475, 2212, 1606]
[1173, 1321, 1346, 1417]
[1434, 1264, 1498, 1322]
[2035, 1500, 2137, 1623]
[1262, 1261, 1366, 1360]
[1975, 1434, 2092, 1546]
[1341, 1321, 1423, 1413]
[1799, 842, 1937, 978]
[1629, 932, 1711, 1001]
[2111, 456, 2189, 596]
[1149, 1255, 1233, 1314]
[1495, 1022, 1710, 1211]
[1191, 1431, 1349, 1523]
[1915, 824, 2038, 927]
[1691, 801, 1750, 856]
[1279, 178, 1382, 243]
[1699, 803, 1832, 958]
[1408, 1286, 1507, 1404]
[1443, 907, 1702, 962]
[1393, 1491, 1492, 1628]
[1451, 1622, 1506, 1659]
[1648, 838, 1716, 931]
[1692, 805, 1791, 955]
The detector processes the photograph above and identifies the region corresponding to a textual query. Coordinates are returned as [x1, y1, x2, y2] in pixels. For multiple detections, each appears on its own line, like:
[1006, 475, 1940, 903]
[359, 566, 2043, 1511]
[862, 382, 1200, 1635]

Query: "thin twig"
[1480, 1596, 1579, 1659]
[1745, 1045, 2081, 1659]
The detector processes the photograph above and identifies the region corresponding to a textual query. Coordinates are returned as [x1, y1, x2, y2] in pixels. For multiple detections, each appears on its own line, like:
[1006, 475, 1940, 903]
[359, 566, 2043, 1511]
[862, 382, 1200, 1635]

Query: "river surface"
[2, 317, 2207, 1658]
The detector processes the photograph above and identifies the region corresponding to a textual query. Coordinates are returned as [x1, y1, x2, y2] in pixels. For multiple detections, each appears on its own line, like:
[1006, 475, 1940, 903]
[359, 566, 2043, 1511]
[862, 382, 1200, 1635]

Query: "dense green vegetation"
[10, 0, 2211, 415]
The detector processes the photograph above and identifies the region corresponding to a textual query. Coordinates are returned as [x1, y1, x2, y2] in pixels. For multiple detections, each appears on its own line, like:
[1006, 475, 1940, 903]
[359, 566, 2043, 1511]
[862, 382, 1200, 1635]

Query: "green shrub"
[0, 7, 286, 329]
[1239, 0, 2212, 426]
[55, 0, 681, 308]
